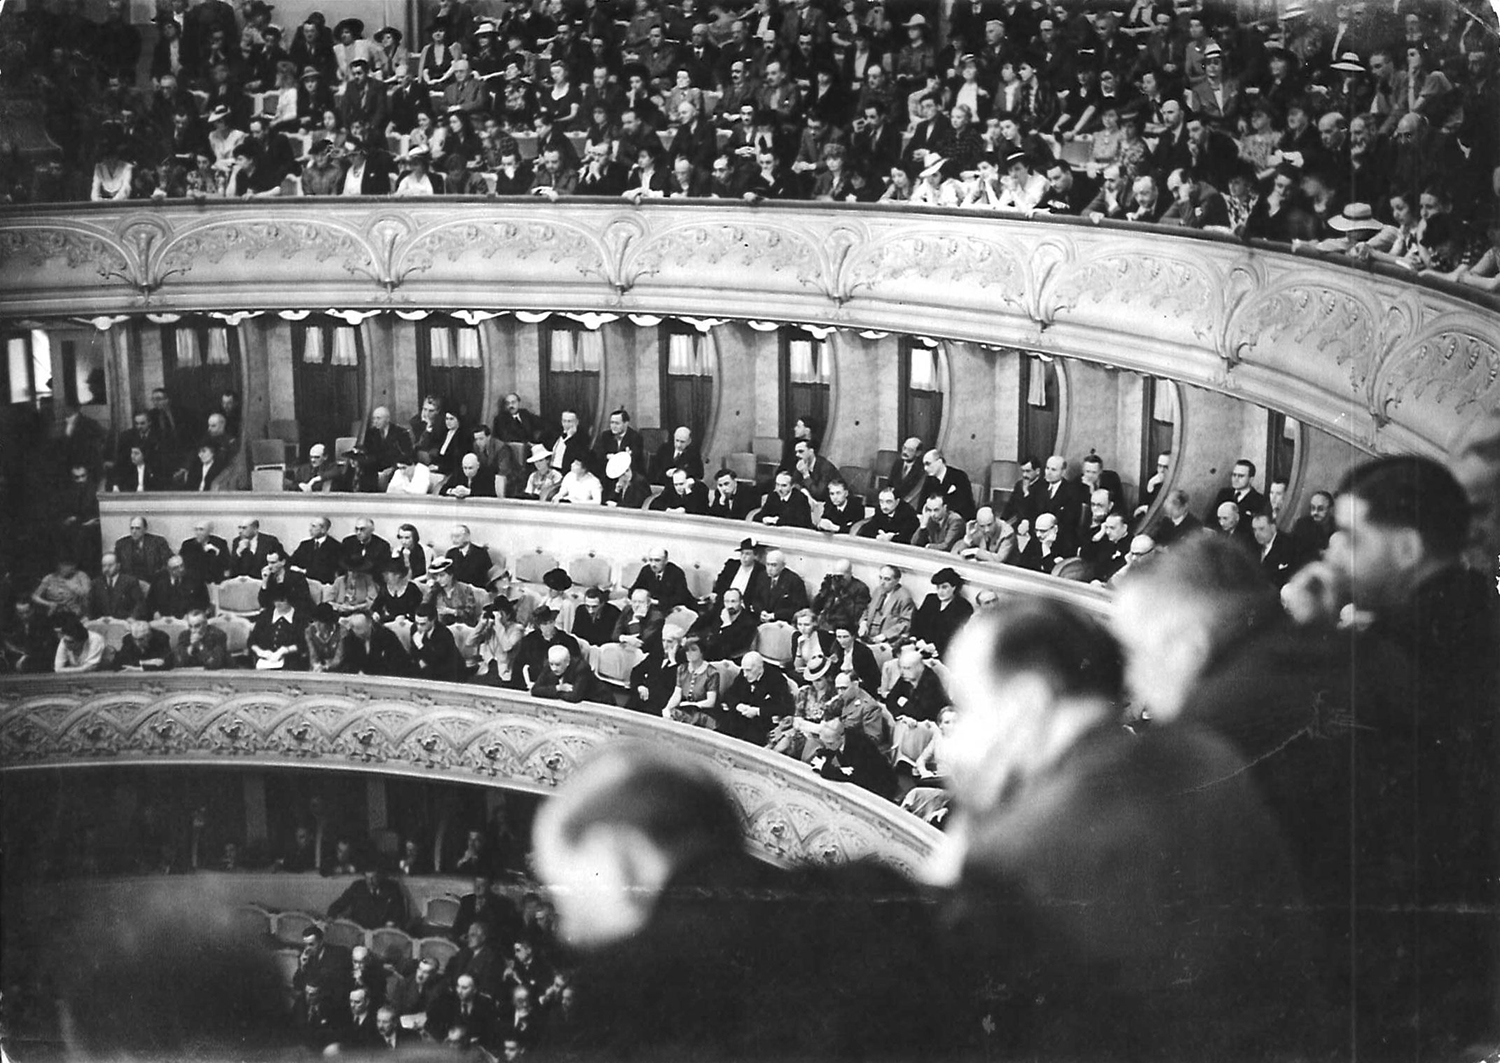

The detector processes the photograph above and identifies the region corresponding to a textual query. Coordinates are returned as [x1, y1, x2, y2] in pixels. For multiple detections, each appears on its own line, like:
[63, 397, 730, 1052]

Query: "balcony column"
[242, 772, 268, 847]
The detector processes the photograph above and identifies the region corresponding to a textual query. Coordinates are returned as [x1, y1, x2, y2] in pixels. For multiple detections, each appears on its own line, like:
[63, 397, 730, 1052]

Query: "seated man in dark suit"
[708, 469, 756, 521]
[427, 974, 499, 1045]
[338, 611, 411, 676]
[90, 551, 147, 619]
[179, 521, 230, 585]
[758, 550, 809, 624]
[1001, 456, 1045, 526]
[471, 424, 523, 498]
[293, 924, 353, 999]
[694, 587, 759, 661]
[452, 874, 522, 945]
[858, 487, 920, 542]
[816, 479, 863, 533]
[411, 604, 465, 682]
[328, 866, 408, 929]
[173, 608, 231, 669]
[921, 450, 976, 522]
[715, 650, 794, 745]
[1205, 458, 1266, 530]
[886, 436, 927, 507]
[809, 717, 898, 800]
[341, 518, 392, 578]
[115, 614, 173, 670]
[442, 452, 499, 500]
[612, 588, 667, 653]
[629, 548, 695, 612]
[757, 471, 813, 528]
[648, 425, 706, 486]
[1150, 489, 1203, 548]
[532, 644, 602, 703]
[649, 468, 710, 515]
[355, 406, 413, 492]
[290, 516, 343, 584]
[1251, 512, 1296, 587]
[444, 524, 494, 590]
[229, 519, 286, 579]
[572, 586, 623, 646]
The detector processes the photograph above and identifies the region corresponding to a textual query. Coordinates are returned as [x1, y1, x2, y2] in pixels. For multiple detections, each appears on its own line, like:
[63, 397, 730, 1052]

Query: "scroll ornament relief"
[0, 677, 937, 871]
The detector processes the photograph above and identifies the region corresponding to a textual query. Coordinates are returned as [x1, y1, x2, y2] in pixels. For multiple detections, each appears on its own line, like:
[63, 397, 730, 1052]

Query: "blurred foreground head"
[944, 600, 1124, 820]
[532, 743, 744, 950]
[1112, 534, 1279, 722]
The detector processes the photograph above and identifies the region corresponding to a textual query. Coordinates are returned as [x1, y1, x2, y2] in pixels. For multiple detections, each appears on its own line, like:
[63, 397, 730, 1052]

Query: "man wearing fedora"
[295, 64, 336, 128]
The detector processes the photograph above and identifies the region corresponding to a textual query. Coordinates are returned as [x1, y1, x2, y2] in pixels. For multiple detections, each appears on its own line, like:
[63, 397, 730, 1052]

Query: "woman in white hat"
[524, 444, 563, 502]
[1301, 200, 1385, 254]
[394, 144, 437, 196]
[207, 105, 245, 172]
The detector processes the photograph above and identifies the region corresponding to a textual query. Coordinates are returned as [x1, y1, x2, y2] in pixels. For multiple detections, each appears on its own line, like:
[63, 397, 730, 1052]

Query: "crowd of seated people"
[7, 384, 1346, 827]
[6, 0, 1497, 278]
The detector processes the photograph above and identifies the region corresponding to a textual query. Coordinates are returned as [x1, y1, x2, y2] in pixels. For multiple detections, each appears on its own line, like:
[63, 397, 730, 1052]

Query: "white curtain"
[667, 332, 704, 375]
[430, 326, 454, 367]
[205, 328, 230, 365]
[177, 327, 202, 367]
[332, 327, 359, 367]
[303, 326, 325, 365]
[1152, 378, 1177, 422]
[1027, 357, 1048, 408]
[456, 327, 482, 367]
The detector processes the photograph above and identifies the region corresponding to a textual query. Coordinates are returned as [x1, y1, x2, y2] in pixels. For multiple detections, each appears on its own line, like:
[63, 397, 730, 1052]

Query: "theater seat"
[210, 614, 254, 657]
[567, 554, 612, 592]
[1052, 557, 1090, 581]
[424, 896, 460, 929]
[416, 936, 459, 971]
[273, 947, 301, 990]
[596, 642, 644, 684]
[274, 910, 319, 947]
[325, 918, 367, 949]
[753, 621, 794, 666]
[666, 604, 699, 632]
[85, 618, 129, 651]
[371, 927, 415, 964]
[511, 550, 560, 586]
[449, 622, 479, 670]
[387, 617, 413, 652]
[683, 564, 715, 601]
[722, 452, 757, 485]
[233, 903, 275, 942]
[215, 576, 262, 617]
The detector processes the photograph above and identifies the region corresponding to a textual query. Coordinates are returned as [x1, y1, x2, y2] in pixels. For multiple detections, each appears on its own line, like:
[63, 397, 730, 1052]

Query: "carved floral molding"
[1, 201, 1495, 457]
[0, 673, 939, 878]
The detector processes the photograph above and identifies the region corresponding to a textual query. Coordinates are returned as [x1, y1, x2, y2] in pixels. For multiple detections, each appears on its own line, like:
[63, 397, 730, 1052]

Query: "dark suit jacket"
[1257, 532, 1297, 588]
[572, 602, 623, 646]
[1037, 480, 1085, 550]
[1002, 479, 1044, 525]
[757, 489, 813, 529]
[884, 665, 949, 723]
[886, 455, 926, 505]
[592, 427, 646, 480]
[532, 656, 602, 702]
[341, 534, 392, 577]
[612, 607, 667, 651]
[427, 990, 500, 1043]
[1151, 513, 1203, 548]
[717, 664, 794, 745]
[910, 594, 974, 656]
[115, 629, 174, 669]
[812, 730, 898, 800]
[148, 572, 209, 618]
[761, 570, 809, 623]
[712, 560, 769, 612]
[249, 607, 308, 661]
[228, 534, 286, 579]
[293, 941, 353, 996]
[708, 487, 756, 521]
[494, 408, 546, 444]
[697, 608, 759, 662]
[360, 423, 413, 482]
[1208, 486, 1267, 528]
[291, 536, 343, 584]
[649, 482, 711, 516]
[629, 562, 695, 612]
[173, 625, 231, 669]
[179, 535, 230, 584]
[91, 574, 146, 619]
[446, 544, 493, 590]
[339, 626, 411, 676]
[441, 470, 498, 499]
[413, 621, 465, 682]
[649, 443, 706, 485]
[858, 501, 920, 541]
[114, 533, 173, 582]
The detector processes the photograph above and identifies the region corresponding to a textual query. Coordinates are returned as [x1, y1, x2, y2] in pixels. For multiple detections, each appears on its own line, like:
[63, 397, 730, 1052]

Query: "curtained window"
[779, 328, 831, 441]
[417, 323, 486, 425]
[897, 339, 945, 448]
[293, 321, 365, 451]
[541, 323, 602, 433]
[659, 325, 715, 443]
[162, 319, 240, 424]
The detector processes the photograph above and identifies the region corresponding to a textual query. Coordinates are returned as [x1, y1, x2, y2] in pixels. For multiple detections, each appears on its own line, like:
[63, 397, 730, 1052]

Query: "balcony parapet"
[0, 672, 941, 877]
[2, 200, 1495, 458]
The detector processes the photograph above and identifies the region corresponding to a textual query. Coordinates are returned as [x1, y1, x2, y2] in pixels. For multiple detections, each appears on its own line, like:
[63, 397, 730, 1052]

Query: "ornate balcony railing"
[0, 672, 941, 877]
[2, 200, 1495, 459]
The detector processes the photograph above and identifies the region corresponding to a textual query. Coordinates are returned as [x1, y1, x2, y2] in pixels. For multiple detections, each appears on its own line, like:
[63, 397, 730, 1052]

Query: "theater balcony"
[0, 669, 940, 877]
[1, 199, 1496, 472]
